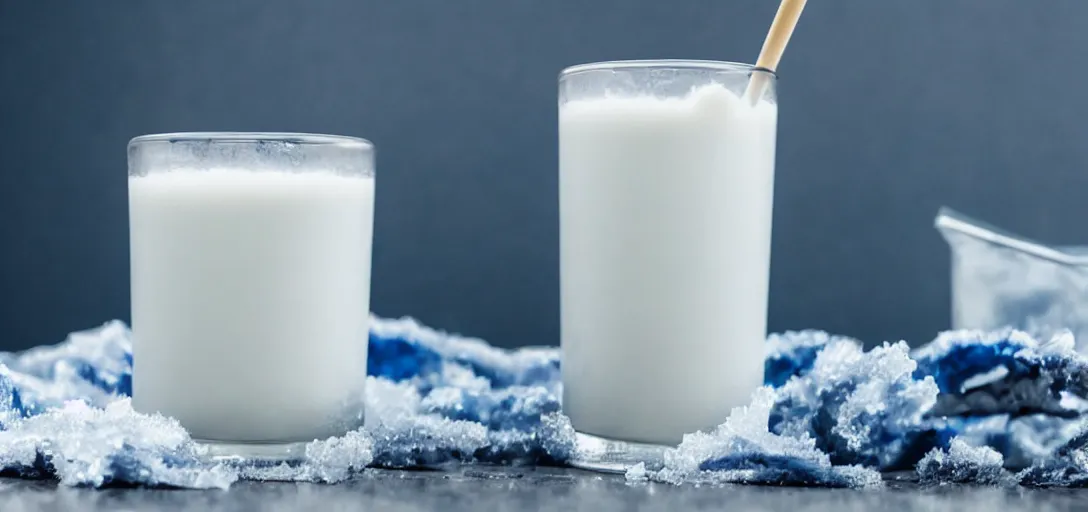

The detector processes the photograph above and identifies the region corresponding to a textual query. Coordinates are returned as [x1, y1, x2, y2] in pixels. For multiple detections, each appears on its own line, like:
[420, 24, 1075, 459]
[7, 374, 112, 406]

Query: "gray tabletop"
[0, 466, 1083, 512]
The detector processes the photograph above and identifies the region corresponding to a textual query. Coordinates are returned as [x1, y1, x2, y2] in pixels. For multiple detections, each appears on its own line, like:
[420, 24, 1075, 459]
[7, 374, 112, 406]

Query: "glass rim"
[128, 132, 373, 149]
[559, 59, 777, 79]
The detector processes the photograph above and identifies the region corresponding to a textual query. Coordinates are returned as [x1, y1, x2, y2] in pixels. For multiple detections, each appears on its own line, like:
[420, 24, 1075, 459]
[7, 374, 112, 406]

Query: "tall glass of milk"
[128, 132, 375, 459]
[559, 61, 777, 471]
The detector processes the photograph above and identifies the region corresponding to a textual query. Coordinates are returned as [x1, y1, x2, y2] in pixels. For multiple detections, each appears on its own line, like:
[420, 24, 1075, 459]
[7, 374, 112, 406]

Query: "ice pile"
[363, 376, 573, 468]
[234, 428, 375, 484]
[913, 328, 1088, 470]
[1013, 421, 1088, 487]
[4, 317, 1088, 489]
[0, 317, 571, 488]
[0, 399, 237, 488]
[763, 330, 861, 388]
[912, 329, 1088, 419]
[0, 320, 132, 416]
[643, 387, 883, 489]
[765, 327, 1088, 469]
[768, 338, 939, 470]
[366, 318, 571, 467]
[367, 317, 559, 391]
[916, 438, 1010, 486]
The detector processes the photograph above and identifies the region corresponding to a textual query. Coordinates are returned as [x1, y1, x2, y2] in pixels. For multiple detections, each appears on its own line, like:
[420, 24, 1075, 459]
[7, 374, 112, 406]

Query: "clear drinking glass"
[559, 61, 778, 471]
[128, 132, 375, 459]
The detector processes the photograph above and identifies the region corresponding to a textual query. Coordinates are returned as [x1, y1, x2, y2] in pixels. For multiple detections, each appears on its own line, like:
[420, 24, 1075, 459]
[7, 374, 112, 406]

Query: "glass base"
[568, 431, 671, 474]
[196, 439, 310, 463]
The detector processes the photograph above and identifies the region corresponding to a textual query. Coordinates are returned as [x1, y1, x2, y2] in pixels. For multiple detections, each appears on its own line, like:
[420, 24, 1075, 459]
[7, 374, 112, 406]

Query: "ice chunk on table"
[6, 315, 1088, 489]
[912, 329, 1088, 418]
[372, 318, 570, 465]
[769, 340, 939, 469]
[916, 438, 1009, 486]
[368, 316, 559, 390]
[0, 319, 596, 488]
[236, 429, 374, 483]
[642, 388, 882, 489]
[364, 377, 490, 468]
[0, 399, 235, 488]
[372, 374, 572, 467]
[1017, 450, 1088, 488]
[929, 414, 1084, 470]
[0, 321, 132, 415]
[764, 330, 862, 388]
[0, 367, 25, 430]
[1014, 420, 1088, 487]
[763, 327, 1088, 472]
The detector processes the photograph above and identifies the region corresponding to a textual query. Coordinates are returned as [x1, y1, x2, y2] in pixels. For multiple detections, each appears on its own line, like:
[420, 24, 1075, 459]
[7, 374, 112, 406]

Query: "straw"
[743, 0, 808, 105]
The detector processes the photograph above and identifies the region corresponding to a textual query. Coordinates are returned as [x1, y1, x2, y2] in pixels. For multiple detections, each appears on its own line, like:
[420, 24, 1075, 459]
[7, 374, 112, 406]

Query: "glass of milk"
[559, 61, 778, 471]
[128, 132, 375, 459]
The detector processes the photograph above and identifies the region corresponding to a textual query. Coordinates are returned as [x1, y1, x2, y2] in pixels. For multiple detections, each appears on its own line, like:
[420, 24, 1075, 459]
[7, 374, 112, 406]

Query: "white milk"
[560, 84, 778, 445]
[129, 169, 374, 443]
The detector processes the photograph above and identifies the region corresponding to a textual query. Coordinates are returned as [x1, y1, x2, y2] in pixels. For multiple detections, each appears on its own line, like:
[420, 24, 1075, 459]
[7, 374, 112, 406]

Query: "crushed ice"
[4, 317, 1088, 489]
[916, 438, 1010, 486]
[768, 339, 939, 470]
[0, 399, 237, 489]
[647, 387, 883, 488]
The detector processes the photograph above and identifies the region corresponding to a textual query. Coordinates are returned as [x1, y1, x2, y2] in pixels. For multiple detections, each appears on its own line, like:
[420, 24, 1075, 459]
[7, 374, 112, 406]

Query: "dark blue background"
[2, 0, 1086, 350]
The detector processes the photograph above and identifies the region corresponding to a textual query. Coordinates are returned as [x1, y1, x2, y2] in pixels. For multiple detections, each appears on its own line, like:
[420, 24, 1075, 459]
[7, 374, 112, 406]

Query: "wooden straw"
[743, 0, 808, 105]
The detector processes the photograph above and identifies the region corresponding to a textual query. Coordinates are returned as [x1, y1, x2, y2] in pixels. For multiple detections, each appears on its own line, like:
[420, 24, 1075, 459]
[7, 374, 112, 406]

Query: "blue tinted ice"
[769, 340, 939, 469]
[364, 377, 490, 467]
[368, 317, 559, 391]
[367, 318, 570, 466]
[236, 429, 374, 483]
[0, 367, 24, 430]
[5, 316, 1088, 489]
[764, 326, 1088, 473]
[1016, 420, 1088, 487]
[907, 328, 1088, 472]
[0, 317, 571, 488]
[0, 321, 132, 415]
[431, 385, 573, 465]
[912, 328, 1088, 418]
[1017, 453, 1088, 488]
[916, 438, 1009, 486]
[931, 414, 1084, 470]
[764, 330, 862, 388]
[0, 399, 236, 488]
[641, 388, 883, 489]
[0, 396, 375, 487]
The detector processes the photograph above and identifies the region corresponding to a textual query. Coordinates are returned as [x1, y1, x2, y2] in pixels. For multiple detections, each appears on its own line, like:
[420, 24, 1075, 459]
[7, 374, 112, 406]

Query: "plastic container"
[936, 206, 1088, 351]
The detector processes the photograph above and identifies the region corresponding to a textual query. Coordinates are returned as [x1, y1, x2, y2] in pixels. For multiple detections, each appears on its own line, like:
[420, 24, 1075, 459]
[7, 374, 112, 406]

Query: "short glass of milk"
[128, 132, 375, 459]
[559, 61, 777, 471]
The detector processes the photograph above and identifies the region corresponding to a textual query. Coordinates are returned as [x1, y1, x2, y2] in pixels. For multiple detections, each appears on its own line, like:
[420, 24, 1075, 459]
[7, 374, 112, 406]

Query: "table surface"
[0, 466, 1084, 512]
